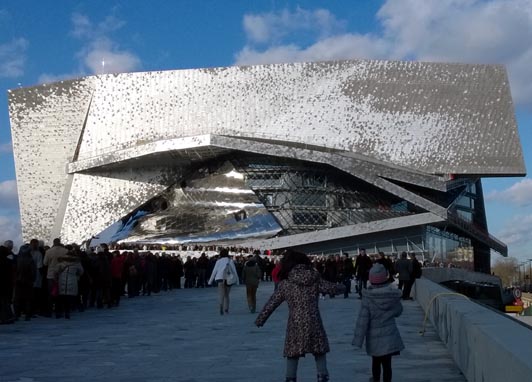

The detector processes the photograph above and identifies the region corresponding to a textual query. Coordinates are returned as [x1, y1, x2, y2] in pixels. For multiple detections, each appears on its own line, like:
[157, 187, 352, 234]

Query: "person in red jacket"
[271, 259, 281, 291]
[110, 251, 125, 307]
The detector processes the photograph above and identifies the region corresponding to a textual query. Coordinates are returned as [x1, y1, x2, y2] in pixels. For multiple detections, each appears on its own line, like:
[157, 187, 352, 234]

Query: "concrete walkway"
[0, 283, 465, 382]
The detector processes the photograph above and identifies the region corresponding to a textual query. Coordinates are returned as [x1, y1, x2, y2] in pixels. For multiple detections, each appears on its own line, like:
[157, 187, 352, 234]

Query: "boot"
[317, 374, 329, 382]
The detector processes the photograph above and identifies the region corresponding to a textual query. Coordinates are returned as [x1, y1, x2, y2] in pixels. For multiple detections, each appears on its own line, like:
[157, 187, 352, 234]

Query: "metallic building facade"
[8, 59, 526, 271]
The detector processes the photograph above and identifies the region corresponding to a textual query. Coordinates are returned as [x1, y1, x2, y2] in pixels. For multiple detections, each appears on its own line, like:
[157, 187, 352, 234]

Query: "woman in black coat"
[14, 244, 36, 320]
[0, 246, 15, 324]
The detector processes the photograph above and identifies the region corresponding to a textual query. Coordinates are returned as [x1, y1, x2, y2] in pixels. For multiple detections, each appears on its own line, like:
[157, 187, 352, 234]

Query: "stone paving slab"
[0, 283, 465, 381]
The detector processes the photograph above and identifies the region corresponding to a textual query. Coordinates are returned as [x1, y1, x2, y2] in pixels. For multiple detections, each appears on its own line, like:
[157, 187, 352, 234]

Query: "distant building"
[8, 59, 526, 272]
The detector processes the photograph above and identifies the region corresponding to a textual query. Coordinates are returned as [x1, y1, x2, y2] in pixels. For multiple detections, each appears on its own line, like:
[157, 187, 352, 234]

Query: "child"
[255, 250, 343, 382]
[352, 263, 404, 382]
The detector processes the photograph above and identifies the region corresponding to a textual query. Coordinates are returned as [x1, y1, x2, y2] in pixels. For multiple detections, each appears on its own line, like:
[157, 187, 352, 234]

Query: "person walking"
[395, 252, 413, 300]
[208, 249, 239, 315]
[272, 259, 281, 291]
[354, 248, 373, 298]
[410, 253, 422, 294]
[376, 252, 395, 284]
[255, 250, 343, 382]
[352, 263, 404, 382]
[342, 253, 354, 298]
[242, 255, 262, 313]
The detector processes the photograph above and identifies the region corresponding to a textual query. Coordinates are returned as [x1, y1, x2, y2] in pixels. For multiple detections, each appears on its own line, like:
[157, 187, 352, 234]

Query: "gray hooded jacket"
[352, 284, 405, 357]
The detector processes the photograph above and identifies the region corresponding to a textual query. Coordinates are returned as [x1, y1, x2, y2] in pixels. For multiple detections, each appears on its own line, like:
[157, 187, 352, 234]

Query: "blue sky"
[1, 0, 531, 261]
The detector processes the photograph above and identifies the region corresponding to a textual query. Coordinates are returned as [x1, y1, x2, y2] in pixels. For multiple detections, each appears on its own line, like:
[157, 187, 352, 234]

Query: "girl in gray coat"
[353, 263, 404, 382]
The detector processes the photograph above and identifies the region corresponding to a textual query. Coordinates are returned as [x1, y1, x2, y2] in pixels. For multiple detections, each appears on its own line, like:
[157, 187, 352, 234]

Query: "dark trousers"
[32, 287, 43, 315]
[0, 295, 15, 323]
[197, 269, 206, 287]
[343, 277, 352, 298]
[357, 277, 368, 296]
[78, 282, 89, 311]
[184, 277, 195, 288]
[46, 279, 57, 315]
[372, 354, 392, 382]
[398, 279, 413, 299]
[245, 285, 258, 312]
[111, 278, 122, 305]
[128, 277, 139, 297]
[56, 295, 75, 318]
[14, 282, 33, 318]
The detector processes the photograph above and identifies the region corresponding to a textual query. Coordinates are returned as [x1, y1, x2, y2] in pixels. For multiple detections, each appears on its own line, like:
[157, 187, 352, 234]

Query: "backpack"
[223, 260, 237, 285]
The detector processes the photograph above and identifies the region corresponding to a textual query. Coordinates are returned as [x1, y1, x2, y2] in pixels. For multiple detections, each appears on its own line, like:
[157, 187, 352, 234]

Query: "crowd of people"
[1, 238, 425, 381]
[0, 238, 280, 324]
[1, 238, 423, 324]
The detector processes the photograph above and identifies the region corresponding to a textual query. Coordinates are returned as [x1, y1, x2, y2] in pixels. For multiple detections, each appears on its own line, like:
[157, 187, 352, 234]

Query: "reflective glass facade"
[425, 226, 475, 270]
[232, 154, 424, 235]
[105, 154, 425, 244]
[95, 155, 495, 272]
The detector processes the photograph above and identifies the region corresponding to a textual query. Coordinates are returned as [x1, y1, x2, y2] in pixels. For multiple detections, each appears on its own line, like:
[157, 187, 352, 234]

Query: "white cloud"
[37, 72, 80, 84]
[236, 34, 390, 65]
[0, 180, 18, 210]
[243, 8, 344, 45]
[71, 12, 126, 40]
[0, 180, 22, 247]
[81, 37, 140, 74]
[72, 12, 140, 75]
[0, 215, 22, 248]
[498, 214, 532, 247]
[486, 178, 532, 206]
[0, 141, 12, 154]
[236, 0, 532, 108]
[0, 37, 28, 78]
[39, 11, 140, 83]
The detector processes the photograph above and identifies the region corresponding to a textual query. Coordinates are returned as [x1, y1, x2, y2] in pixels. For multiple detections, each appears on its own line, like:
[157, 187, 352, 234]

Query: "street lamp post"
[519, 262, 526, 287]
[528, 259, 532, 292]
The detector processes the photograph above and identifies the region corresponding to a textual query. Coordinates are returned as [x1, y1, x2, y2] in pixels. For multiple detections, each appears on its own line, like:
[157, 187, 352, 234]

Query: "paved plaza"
[0, 283, 465, 382]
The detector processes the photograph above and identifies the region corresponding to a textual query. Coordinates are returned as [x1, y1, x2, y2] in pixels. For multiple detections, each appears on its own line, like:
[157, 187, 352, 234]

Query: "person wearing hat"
[352, 263, 404, 382]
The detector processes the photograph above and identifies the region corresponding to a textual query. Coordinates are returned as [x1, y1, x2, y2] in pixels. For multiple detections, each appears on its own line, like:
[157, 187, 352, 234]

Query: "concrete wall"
[414, 277, 532, 382]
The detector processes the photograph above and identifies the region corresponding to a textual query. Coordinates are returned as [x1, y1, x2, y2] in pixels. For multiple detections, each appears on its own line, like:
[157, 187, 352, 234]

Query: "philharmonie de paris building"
[8, 59, 526, 273]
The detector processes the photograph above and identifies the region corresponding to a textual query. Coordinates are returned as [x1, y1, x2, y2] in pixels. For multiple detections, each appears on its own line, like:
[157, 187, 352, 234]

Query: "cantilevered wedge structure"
[8, 59, 526, 272]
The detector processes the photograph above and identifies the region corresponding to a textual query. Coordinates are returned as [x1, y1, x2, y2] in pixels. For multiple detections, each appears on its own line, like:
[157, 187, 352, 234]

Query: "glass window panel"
[292, 193, 326, 207]
[292, 212, 327, 225]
